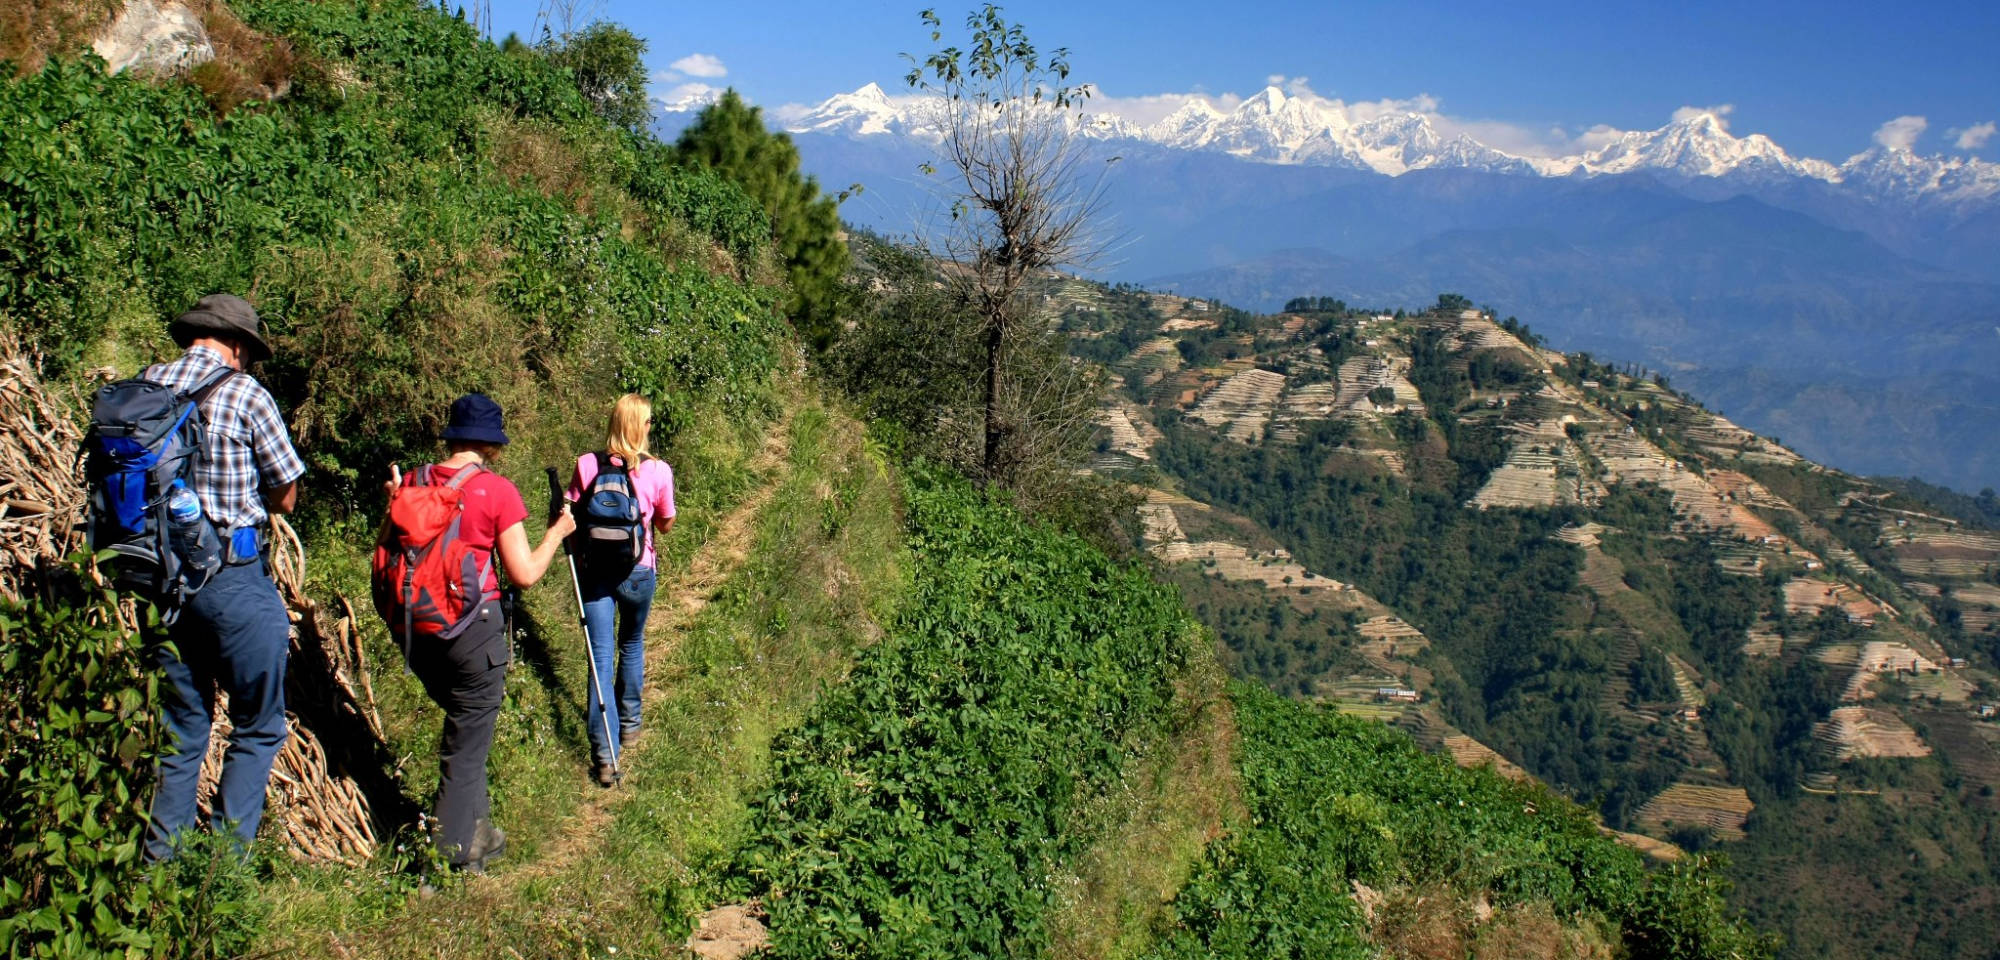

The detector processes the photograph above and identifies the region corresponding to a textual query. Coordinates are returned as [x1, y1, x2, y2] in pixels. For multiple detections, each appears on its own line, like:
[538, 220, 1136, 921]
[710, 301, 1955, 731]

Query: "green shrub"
[0, 571, 169, 957]
[0, 567, 260, 959]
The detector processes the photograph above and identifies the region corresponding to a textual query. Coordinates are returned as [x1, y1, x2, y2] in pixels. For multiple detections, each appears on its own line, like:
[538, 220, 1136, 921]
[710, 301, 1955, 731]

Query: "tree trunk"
[982, 314, 1005, 484]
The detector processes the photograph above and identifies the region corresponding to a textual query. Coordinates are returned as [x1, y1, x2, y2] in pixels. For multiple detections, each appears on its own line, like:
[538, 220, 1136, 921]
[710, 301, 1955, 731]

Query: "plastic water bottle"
[166, 479, 221, 586]
[167, 480, 202, 526]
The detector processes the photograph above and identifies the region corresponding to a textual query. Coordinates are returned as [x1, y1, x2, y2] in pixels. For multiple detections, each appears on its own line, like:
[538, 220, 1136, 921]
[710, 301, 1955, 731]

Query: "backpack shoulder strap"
[594, 451, 624, 477]
[442, 462, 482, 490]
[182, 367, 241, 407]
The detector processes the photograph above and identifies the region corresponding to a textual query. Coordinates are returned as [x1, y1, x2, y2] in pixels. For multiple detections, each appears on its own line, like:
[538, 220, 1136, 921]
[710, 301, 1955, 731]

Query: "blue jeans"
[579, 564, 655, 764]
[146, 561, 291, 860]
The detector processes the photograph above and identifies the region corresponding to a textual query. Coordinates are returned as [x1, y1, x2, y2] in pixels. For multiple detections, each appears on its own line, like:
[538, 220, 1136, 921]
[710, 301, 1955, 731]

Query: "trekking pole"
[547, 467, 620, 783]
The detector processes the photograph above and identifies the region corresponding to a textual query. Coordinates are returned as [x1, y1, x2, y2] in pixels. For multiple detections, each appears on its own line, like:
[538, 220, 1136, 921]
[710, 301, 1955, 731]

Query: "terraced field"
[1354, 614, 1429, 668]
[1158, 315, 1217, 333]
[1581, 428, 1810, 551]
[1815, 706, 1932, 760]
[1950, 582, 2000, 634]
[1268, 380, 1338, 443]
[1441, 734, 1532, 781]
[1678, 410, 1804, 465]
[1914, 710, 2000, 808]
[1741, 624, 1787, 658]
[1635, 783, 1755, 842]
[1467, 417, 1601, 510]
[1888, 527, 2000, 578]
[1187, 367, 1287, 445]
[1139, 492, 1347, 596]
[1120, 337, 1184, 389]
[1092, 405, 1160, 469]
[1332, 354, 1425, 417]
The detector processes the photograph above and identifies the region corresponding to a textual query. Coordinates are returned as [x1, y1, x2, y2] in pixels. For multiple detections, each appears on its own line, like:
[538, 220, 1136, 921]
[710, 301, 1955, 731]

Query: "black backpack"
[83, 368, 235, 622]
[575, 453, 645, 573]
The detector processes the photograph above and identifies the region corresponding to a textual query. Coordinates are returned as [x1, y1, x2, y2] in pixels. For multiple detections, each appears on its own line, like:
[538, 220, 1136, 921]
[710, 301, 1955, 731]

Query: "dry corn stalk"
[0, 337, 89, 602]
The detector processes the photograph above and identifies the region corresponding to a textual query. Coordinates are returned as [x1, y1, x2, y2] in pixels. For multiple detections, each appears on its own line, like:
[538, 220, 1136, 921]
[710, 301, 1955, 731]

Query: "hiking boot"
[462, 819, 507, 873]
[620, 724, 641, 750]
[593, 760, 619, 788]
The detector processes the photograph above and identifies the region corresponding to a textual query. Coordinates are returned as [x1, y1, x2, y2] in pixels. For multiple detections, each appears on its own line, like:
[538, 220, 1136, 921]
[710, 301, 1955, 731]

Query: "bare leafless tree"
[905, 5, 1116, 485]
[532, 0, 600, 43]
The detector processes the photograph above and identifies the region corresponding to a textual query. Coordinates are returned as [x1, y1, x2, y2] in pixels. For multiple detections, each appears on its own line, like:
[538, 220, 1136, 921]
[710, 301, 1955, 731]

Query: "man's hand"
[382, 464, 401, 501]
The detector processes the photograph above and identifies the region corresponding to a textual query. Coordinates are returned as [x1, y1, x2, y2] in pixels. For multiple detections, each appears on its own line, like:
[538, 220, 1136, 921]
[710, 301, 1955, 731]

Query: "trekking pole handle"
[544, 466, 565, 527]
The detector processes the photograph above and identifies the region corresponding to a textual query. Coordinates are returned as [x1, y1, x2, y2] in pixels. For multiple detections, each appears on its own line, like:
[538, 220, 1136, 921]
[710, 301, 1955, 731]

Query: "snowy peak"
[789, 82, 908, 137]
[1575, 111, 1815, 180]
[1146, 98, 1227, 149]
[1839, 146, 2000, 205]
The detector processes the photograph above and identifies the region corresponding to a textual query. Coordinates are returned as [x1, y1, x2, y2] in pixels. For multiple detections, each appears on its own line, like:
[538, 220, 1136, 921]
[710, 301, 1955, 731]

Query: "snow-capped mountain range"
[697, 82, 2000, 208]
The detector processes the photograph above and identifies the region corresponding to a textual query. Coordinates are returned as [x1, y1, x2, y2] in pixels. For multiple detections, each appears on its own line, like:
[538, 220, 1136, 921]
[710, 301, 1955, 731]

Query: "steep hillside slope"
[1065, 286, 2000, 960]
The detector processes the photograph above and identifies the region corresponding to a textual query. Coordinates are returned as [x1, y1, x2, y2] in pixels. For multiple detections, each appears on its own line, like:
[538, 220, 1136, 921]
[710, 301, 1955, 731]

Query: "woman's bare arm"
[495, 505, 575, 587]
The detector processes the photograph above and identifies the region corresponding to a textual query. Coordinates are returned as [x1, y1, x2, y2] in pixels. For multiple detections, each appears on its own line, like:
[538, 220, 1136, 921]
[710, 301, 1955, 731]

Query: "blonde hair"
[606, 393, 652, 464]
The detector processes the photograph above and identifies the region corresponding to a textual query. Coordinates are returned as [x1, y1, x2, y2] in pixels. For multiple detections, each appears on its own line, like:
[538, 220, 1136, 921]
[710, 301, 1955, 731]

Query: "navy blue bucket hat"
[441, 393, 510, 445]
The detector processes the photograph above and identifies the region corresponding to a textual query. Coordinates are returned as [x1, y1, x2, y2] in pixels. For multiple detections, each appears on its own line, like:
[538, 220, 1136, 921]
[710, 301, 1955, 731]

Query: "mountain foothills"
[1054, 283, 2000, 960]
[685, 83, 2000, 494]
[0, 2, 1783, 960]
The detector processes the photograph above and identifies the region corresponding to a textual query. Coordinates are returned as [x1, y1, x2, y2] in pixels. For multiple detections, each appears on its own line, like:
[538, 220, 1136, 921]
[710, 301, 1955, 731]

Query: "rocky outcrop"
[91, 0, 213, 76]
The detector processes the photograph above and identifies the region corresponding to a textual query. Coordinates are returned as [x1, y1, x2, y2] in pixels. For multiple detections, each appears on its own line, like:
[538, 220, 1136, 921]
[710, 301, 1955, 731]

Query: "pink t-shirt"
[565, 453, 676, 569]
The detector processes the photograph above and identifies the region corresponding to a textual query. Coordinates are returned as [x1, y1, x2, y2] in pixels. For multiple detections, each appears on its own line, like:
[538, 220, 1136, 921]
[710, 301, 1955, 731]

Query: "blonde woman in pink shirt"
[565, 394, 677, 786]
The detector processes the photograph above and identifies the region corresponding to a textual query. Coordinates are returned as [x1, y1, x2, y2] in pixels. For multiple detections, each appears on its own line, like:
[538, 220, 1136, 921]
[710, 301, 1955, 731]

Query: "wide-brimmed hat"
[168, 294, 273, 362]
[441, 393, 510, 445]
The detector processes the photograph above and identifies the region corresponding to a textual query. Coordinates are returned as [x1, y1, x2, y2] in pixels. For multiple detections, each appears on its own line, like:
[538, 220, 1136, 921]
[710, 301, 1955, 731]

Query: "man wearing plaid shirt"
[142, 294, 306, 861]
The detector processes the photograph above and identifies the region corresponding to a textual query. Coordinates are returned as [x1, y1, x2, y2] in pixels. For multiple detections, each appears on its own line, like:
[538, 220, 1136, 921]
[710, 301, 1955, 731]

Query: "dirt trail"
[506, 417, 794, 883]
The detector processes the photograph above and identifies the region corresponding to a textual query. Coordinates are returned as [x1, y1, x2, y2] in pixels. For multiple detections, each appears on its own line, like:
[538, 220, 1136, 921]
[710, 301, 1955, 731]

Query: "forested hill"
[1061, 283, 2000, 960]
[1, 2, 1768, 958]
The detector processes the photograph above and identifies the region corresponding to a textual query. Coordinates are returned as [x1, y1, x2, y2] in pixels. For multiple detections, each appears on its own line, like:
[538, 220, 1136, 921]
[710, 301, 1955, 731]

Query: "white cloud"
[1265, 73, 1286, 86]
[669, 53, 727, 79]
[1951, 121, 1996, 150]
[1671, 103, 1735, 130]
[1872, 115, 1928, 151]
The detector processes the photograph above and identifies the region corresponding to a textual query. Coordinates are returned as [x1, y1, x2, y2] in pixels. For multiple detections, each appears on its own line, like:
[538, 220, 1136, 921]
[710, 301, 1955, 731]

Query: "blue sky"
[478, 0, 1998, 161]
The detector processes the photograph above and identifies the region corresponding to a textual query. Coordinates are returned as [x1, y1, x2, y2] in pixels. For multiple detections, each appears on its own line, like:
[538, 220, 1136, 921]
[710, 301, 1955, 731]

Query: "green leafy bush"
[728, 464, 1194, 957]
[0, 573, 168, 957]
[0, 569, 259, 959]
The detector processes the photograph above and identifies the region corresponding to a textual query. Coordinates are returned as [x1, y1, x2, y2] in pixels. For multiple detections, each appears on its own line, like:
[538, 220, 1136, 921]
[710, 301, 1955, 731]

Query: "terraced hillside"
[1063, 289, 2000, 960]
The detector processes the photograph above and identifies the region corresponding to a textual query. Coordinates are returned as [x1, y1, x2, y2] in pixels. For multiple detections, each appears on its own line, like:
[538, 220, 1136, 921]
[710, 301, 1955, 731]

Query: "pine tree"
[675, 90, 850, 350]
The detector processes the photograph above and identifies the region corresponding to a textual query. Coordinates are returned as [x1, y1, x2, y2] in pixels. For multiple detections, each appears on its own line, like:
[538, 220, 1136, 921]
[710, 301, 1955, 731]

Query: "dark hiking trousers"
[403, 600, 508, 865]
[146, 560, 292, 861]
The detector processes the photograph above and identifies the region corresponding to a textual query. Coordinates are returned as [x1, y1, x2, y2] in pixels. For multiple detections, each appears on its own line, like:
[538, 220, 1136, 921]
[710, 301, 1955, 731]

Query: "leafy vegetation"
[1143, 685, 1774, 960]
[728, 465, 1195, 957]
[0, 0, 785, 511]
[0, 571, 262, 959]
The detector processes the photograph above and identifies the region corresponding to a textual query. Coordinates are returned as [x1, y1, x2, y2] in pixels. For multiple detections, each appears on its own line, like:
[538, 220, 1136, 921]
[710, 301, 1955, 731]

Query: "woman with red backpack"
[565, 393, 677, 787]
[375, 393, 575, 872]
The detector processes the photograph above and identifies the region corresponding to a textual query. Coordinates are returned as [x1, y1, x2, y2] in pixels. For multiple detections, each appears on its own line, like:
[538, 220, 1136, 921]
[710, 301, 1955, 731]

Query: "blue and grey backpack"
[83, 368, 235, 621]
[576, 452, 645, 573]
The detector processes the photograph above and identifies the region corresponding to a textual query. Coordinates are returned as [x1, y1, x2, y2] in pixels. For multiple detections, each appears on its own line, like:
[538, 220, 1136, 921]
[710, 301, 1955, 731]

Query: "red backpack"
[371, 464, 493, 645]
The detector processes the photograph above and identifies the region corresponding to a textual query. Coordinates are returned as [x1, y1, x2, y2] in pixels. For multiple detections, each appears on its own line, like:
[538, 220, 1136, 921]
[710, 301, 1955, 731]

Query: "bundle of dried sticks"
[0, 341, 88, 602]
